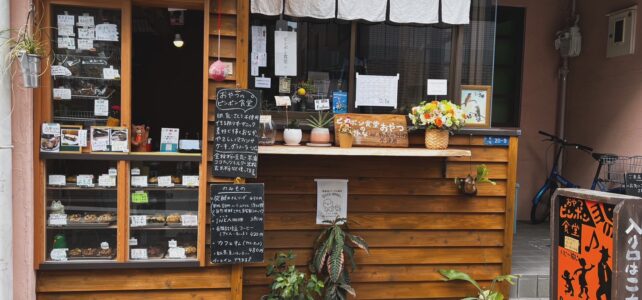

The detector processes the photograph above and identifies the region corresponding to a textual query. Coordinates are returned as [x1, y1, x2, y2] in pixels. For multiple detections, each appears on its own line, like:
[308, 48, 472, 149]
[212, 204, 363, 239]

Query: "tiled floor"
[511, 221, 551, 299]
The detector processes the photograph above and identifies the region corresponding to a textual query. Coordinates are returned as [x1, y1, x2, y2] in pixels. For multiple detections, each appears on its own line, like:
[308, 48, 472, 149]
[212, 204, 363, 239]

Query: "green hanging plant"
[262, 251, 324, 300]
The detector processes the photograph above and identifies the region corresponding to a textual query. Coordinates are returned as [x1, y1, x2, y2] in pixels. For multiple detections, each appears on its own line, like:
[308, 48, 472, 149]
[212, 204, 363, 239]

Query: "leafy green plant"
[297, 81, 317, 95]
[311, 217, 369, 300]
[286, 119, 300, 129]
[262, 251, 324, 300]
[304, 111, 334, 129]
[476, 164, 496, 185]
[439, 269, 518, 300]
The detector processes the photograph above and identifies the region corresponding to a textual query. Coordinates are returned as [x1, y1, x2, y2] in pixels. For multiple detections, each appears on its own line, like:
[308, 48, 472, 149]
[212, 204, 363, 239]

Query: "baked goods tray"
[49, 222, 113, 227]
[68, 255, 115, 260]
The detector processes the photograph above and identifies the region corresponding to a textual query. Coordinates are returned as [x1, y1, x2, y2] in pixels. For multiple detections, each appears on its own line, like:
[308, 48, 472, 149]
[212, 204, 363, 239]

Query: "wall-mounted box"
[607, 5, 637, 58]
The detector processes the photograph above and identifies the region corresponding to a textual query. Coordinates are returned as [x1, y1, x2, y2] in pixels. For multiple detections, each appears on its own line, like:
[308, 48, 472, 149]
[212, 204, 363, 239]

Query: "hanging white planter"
[18, 51, 41, 88]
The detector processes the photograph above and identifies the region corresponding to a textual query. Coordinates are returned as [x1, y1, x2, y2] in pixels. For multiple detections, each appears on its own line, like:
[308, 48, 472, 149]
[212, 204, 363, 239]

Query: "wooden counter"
[259, 145, 471, 157]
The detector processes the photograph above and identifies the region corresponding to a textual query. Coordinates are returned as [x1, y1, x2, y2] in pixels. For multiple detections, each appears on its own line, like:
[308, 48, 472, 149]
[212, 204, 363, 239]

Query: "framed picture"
[40, 123, 61, 153]
[90, 126, 111, 152]
[60, 125, 83, 153]
[460, 85, 492, 128]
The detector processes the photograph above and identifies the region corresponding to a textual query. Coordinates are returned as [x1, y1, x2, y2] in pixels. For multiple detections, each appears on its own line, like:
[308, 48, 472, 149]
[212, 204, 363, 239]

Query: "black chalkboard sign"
[625, 173, 642, 196]
[210, 183, 264, 264]
[213, 89, 261, 179]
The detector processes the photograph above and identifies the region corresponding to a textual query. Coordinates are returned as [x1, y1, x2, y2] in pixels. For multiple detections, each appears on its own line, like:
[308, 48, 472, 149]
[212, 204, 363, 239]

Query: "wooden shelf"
[41, 152, 202, 162]
[258, 146, 471, 157]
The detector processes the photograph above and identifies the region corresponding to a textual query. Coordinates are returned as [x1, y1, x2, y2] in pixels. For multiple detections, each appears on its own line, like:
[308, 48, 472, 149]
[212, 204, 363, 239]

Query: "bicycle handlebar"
[538, 131, 593, 152]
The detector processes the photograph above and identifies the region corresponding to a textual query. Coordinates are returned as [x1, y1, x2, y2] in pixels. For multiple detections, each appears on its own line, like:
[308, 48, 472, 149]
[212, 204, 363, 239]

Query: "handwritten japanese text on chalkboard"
[211, 184, 264, 264]
[213, 89, 261, 178]
[625, 173, 642, 197]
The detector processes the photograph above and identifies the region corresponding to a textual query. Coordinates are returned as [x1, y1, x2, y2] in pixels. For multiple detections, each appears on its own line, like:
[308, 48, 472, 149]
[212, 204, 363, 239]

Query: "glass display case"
[45, 159, 118, 262]
[128, 161, 199, 261]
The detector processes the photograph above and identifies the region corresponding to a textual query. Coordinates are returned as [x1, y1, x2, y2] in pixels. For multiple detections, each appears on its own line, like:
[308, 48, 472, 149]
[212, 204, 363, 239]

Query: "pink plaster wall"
[499, 0, 570, 220]
[11, 0, 36, 298]
[564, 1, 642, 187]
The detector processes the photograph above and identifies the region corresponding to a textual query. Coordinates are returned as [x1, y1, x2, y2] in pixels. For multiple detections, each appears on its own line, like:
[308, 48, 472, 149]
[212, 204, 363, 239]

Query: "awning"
[250, 0, 283, 16]
[337, 0, 387, 22]
[441, 0, 471, 25]
[389, 0, 439, 24]
[285, 0, 336, 19]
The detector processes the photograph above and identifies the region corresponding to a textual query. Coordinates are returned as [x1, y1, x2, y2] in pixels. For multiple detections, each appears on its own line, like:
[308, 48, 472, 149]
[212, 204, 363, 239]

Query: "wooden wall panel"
[37, 289, 231, 300]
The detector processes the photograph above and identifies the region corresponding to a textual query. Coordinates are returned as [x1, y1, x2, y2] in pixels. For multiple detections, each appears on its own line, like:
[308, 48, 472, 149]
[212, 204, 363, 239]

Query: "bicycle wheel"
[530, 182, 558, 224]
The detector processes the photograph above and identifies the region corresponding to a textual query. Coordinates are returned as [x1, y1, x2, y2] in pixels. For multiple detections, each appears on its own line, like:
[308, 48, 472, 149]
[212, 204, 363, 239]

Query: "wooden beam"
[235, 0, 249, 88]
[502, 136, 519, 296]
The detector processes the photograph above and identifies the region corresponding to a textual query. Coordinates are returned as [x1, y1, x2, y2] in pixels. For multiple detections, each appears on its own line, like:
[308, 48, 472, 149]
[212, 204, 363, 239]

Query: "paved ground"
[510, 221, 551, 299]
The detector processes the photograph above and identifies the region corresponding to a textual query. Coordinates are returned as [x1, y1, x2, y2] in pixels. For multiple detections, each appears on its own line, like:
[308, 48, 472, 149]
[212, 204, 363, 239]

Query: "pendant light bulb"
[173, 33, 184, 48]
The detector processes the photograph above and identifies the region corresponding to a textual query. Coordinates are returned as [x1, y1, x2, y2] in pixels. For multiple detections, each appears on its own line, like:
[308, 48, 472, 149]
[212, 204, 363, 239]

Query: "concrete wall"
[564, 0, 642, 187]
[499, 0, 569, 220]
[11, 0, 36, 298]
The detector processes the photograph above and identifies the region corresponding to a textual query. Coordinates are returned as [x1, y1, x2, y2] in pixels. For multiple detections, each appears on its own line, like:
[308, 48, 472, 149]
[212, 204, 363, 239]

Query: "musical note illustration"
[584, 231, 599, 252]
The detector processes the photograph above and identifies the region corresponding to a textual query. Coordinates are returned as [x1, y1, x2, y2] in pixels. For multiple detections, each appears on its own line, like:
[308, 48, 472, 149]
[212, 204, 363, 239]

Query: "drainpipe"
[0, 0, 14, 297]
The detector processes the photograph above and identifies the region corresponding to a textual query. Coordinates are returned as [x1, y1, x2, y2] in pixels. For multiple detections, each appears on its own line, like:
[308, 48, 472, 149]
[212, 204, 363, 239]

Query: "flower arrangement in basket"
[409, 100, 467, 149]
[337, 117, 354, 148]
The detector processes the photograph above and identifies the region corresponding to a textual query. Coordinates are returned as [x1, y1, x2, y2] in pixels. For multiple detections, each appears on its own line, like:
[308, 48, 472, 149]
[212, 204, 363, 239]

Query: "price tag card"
[157, 176, 173, 187]
[102, 66, 120, 80]
[77, 15, 94, 27]
[255, 77, 271, 89]
[58, 25, 75, 37]
[131, 175, 148, 187]
[182, 175, 199, 187]
[50, 248, 68, 261]
[53, 88, 72, 100]
[57, 14, 75, 27]
[168, 247, 186, 259]
[98, 174, 116, 187]
[259, 115, 272, 124]
[129, 237, 138, 246]
[131, 192, 149, 204]
[181, 215, 198, 227]
[108, 168, 117, 176]
[76, 175, 94, 187]
[94, 99, 109, 116]
[168, 239, 178, 248]
[78, 28, 95, 39]
[77, 39, 94, 50]
[78, 130, 88, 147]
[314, 99, 331, 111]
[57, 37, 75, 50]
[274, 96, 292, 107]
[130, 215, 147, 227]
[51, 65, 72, 76]
[131, 168, 141, 175]
[48, 214, 68, 226]
[48, 175, 66, 186]
[130, 248, 148, 260]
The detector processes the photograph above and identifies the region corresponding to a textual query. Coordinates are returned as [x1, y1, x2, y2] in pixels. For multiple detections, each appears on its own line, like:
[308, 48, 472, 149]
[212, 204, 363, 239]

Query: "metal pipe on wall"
[0, 0, 14, 297]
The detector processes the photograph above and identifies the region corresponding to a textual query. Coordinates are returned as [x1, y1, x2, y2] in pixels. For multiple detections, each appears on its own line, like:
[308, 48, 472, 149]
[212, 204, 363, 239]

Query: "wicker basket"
[424, 129, 449, 149]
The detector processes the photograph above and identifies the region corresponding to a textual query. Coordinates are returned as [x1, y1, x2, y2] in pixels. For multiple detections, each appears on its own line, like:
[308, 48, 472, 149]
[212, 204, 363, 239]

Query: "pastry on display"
[68, 214, 82, 223]
[83, 214, 98, 223]
[147, 214, 165, 224]
[166, 213, 181, 224]
[148, 177, 158, 184]
[184, 246, 197, 257]
[97, 213, 114, 223]
[82, 248, 98, 257]
[171, 176, 181, 184]
[98, 248, 113, 257]
[147, 246, 163, 258]
[66, 176, 76, 184]
[68, 248, 82, 257]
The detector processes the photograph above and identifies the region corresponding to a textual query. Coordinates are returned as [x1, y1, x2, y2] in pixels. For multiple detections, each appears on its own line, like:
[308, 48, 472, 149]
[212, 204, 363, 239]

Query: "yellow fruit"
[297, 88, 306, 96]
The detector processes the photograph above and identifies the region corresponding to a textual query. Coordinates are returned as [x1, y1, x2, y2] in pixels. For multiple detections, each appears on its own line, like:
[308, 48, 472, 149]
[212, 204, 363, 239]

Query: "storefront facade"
[7, 0, 522, 299]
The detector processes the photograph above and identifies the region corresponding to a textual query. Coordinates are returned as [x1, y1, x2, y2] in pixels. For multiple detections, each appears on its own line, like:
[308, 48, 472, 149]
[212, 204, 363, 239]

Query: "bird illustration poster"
[557, 196, 615, 300]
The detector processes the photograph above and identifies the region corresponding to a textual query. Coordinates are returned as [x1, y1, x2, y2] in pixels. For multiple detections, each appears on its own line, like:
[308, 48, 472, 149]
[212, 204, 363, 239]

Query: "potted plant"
[304, 111, 334, 145]
[438, 269, 518, 300]
[261, 251, 324, 300]
[283, 120, 302, 146]
[310, 217, 369, 300]
[2, 19, 46, 88]
[296, 81, 317, 111]
[409, 100, 467, 149]
[337, 118, 353, 148]
[455, 164, 497, 195]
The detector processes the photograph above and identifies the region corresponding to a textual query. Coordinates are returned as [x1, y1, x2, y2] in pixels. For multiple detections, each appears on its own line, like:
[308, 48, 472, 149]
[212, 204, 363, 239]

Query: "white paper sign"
[78, 27, 95, 39]
[130, 215, 147, 227]
[427, 79, 448, 96]
[255, 77, 271, 89]
[50, 248, 68, 261]
[51, 65, 72, 76]
[168, 247, 186, 259]
[130, 248, 148, 260]
[168, 239, 178, 248]
[315, 179, 348, 225]
[77, 15, 95, 27]
[100, 242, 109, 250]
[57, 37, 75, 50]
[76, 175, 94, 187]
[57, 14, 75, 27]
[53, 88, 72, 100]
[78, 130, 88, 147]
[158, 176, 173, 187]
[98, 174, 116, 187]
[274, 96, 292, 107]
[129, 237, 138, 246]
[77, 38, 94, 50]
[95, 23, 119, 41]
[251, 26, 267, 53]
[182, 175, 199, 187]
[94, 99, 109, 116]
[48, 175, 66, 186]
[58, 25, 75, 37]
[274, 31, 297, 76]
[48, 214, 68, 226]
[181, 215, 198, 226]
[131, 168, 141, 176]
[102, 66, 120, 80]
[131, 175, 148, 187]
[108, 168, 117, 176]
[92, 140, 108, 151]
[259, 115, 272, 123]
[355, 73, 399, 108]
[314, 99, 331, 111]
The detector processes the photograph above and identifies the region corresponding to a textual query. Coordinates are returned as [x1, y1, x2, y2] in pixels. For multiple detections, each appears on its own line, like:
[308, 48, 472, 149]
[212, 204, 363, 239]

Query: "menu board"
[625, 173, 642, 196]
[210, 183, 264, 264]
[213, 89, 261, 179]
[333, 114, 409, 147]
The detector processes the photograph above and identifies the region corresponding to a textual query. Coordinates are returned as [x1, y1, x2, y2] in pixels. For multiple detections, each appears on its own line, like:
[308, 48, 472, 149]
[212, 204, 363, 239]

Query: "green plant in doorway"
[311, 217, 369, 300]
[476, 164, 496, 185]
[262, 251, 324, 300]
[438, 269, 518, 300]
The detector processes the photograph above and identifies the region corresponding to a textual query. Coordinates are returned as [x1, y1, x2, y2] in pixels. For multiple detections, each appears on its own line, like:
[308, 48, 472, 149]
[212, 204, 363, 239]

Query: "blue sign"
[483, 136, 509, 146]
[332, 91, 348, 114]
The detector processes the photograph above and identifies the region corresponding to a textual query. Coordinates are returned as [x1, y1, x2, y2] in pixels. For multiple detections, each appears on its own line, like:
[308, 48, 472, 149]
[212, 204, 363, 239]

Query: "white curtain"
[441, 0, 471, 24]
[285, 0, 336, 19]
[337, 0, 387, 22]
[251, 0, 283, 16]
[389, 0, 439, 24]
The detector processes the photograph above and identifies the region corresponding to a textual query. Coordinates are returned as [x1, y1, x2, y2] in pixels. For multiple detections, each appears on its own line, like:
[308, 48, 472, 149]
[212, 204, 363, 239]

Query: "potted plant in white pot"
[409, 100, 467, 149]
[304, 111, 334, 146]
[283, 120, 302, 146]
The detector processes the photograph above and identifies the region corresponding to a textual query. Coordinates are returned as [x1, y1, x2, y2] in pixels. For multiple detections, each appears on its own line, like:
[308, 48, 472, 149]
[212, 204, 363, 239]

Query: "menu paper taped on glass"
[77, 15, 94, 27]
[51, 65, 72, 76]
[53, 88, 72, 100]
[315, 179, 348, 225]
[95, 23, 119, 41]
[274, 31, 297, 76]
[77, 39, 94, 50]
[94, 99, 109, 116]
[78, 28, 95, 39]
[255, 77, 271, 89]
[355, 73, 399, 108]
[57, 25, 75, 37]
